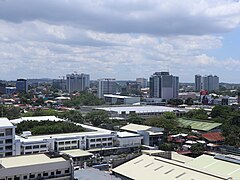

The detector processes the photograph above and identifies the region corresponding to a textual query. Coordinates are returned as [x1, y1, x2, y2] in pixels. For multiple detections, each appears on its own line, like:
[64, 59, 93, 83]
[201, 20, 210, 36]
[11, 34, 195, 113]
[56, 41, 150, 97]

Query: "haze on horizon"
[0, 0, 240, 83]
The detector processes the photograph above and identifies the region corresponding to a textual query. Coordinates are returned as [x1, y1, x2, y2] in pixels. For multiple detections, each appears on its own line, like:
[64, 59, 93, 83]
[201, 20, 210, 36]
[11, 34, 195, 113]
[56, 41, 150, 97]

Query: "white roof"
[104, 94, 139, 99]
[10, 116, 65, 124]
[0, 154, 66, 168]
[116, 131, 142, 138]
[60, 149, 93, 158]
[97, 105, 185, 114]
[120, 123, 164, 135]
[112, 154, 227, 180]
[0, 118, 14, 128]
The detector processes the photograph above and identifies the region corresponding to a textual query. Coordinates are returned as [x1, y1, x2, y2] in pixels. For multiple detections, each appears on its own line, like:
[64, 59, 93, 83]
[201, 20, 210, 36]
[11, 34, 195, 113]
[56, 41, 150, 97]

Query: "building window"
[65, 169, 70, 173]
[96, 139, 101, 142]
[5, 129, 12, 136]
[43, 172, 48, 176]
[5, 152, 12, 156]
[50, 172, 54, 176]
[25, 146, 32, 149]
[7, 178, 12, 180]
[40, 144, 47, 148]
[23, 176, 28, 179]
[108, 143, 112, 146]
[0, 140, 3, 144]
[56, 170, 61, 174]
[90, 139, 95, 142]
[0, 132, 4, 136]
[14, 177, 20, 180]
[72, 140, 77, 144]
[65, 141, 70, 144]
[59, 142, 64, 145]
[108, 138, 112, 141]
[5, 139, 12, 144]
[29, 174, 35, 179]
[33, 145, 39, 149]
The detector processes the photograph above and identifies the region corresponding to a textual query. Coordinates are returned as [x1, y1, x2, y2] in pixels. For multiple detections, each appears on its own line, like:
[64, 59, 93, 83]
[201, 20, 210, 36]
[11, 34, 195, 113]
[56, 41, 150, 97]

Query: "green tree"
[190, 143, 204, 157]
[85, 110, 109, 127]
[185, 109, 208, 120]
[128, 114, 144, 124]
[168, 99, 183, 106]
[59, 110, 84, 123]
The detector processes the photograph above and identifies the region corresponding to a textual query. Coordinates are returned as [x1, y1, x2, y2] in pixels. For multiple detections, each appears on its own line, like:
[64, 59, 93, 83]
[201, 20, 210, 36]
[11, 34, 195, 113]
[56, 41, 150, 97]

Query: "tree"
[211, 105, 232, 119]
[128, 114, 144, 124]
[185, 98, 194, 105]
[59, 110, 84, 123]
[85, 110, 109, 127]
[185, 109, 208, 120]
[190, 143, 204, 157]
[168, 99, 183, 106]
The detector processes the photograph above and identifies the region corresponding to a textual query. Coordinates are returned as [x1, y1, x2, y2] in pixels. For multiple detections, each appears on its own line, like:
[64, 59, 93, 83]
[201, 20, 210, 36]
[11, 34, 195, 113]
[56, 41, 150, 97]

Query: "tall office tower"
[136, 78, 148, 88]
[202, 75, 219, 92]
[149, 72, 179, 100]
[0, 82, 6, 94]
[97, 78, 116, 99]
[195, 75, 202, 92]
[16, 79, 28, 93]
[52, 79, 67, 91]
[66, 73, 90, 93]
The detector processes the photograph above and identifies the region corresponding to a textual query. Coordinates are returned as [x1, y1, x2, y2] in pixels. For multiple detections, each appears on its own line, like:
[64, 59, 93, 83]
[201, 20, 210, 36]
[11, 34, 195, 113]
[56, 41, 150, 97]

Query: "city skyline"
[0, 1, 240, 82]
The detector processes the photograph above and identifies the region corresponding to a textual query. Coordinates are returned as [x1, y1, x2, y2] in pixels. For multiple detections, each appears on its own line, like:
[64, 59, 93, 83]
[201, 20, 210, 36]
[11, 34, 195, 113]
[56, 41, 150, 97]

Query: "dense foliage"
[63, 92, 105, 107]
[0, 105, 21, 119]
[184, 109, 208, 120]
[16, 120, 85, 135]
[85, 110, 110, 127]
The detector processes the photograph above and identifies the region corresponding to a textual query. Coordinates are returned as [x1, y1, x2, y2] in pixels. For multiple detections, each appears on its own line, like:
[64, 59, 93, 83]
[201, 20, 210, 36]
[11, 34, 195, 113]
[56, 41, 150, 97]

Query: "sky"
[0, 0, 240, 83]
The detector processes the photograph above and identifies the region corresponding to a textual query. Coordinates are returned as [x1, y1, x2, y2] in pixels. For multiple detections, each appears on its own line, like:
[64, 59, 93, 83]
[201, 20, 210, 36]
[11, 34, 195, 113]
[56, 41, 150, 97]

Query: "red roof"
[202, 132, 224, 142]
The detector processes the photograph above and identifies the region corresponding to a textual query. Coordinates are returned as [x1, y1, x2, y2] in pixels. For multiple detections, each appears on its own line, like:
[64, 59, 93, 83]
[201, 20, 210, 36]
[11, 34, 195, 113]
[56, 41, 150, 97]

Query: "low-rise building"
[0, 153, 73, 180]
[104, 94, 140, 105]
[120, 124, 164, 147]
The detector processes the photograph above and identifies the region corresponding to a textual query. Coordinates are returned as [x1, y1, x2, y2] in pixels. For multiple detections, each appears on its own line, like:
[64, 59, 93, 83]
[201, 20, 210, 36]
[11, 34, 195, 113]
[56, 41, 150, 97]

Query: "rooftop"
[104, 94, 139, 99]
[202, 132, 225, 142]
[10, 116, 65, 124]
[96, 105, 185, 114]
[60, 149, 93, 158]
[112, 154, 227, 180]
[0, 118, 14, 128]
[120, 123, 164, 135]
[186, 154, 240, 179]
[177, 118, 222, 131]
[0, 154, 66, 168]
[116, 131, 142, 138]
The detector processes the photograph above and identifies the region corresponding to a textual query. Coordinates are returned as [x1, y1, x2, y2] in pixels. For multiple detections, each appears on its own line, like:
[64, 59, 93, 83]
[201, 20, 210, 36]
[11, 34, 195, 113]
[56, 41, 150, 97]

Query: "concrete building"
[120, 124, 164, 147]
[115, 132, 143, 148]
[136, 78, 148, 88]
[112, 153, 234, 180]
[104, 94, 140, 105]
[0, 118, 16, 158]
[149, 72, 179, 100]
[97, 78, 116, 99]
[66, 73, 90, 93]
[195, 75, 219, 92]
[0, 153, 73, 180]
[0, 82, 6, 94]
[52, 79, 67, 91]
[194, 74, 202, 92]
[16, 79, 28, 93]
[96, 105, 186, 118]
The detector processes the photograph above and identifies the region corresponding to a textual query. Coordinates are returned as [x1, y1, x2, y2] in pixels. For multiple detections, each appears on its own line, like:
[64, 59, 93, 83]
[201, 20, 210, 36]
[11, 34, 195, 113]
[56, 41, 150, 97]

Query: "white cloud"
[0, 1, 240, 82]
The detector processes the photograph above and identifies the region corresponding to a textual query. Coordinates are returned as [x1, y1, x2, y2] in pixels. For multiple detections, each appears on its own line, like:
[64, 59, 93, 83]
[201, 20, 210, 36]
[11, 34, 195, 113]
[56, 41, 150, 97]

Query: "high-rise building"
[97, 78, 116, 99]
[149, 72, 179, 100]
[16, 79, 28, 93]
[0, 82, 6, 94]
[52, 79, 67, 91]
[195, 75, 202, 92]
[202, 75, 219, 92]
[136, 78, 148, 88]
[66, 73, 90, 93]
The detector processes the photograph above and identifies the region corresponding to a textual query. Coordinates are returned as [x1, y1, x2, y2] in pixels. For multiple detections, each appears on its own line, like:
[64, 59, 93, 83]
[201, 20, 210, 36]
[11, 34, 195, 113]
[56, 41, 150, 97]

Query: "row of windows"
[90, 138, 113, 142]
[25, 144, 47, 150]
[0, 139, 13, 144]
[0, 169, 70, 180]
[0, 129, 13, 137]
[90, 143, 112, 148]
[58, 146, 78, 151]
[58, 140, 78, 145]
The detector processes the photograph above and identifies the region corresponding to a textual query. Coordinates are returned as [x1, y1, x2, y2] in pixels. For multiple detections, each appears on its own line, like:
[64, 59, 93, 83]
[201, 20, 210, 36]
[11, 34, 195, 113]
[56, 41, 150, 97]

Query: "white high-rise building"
[97, 78, 116, 99]
[66, 73, 90, 93]
[149, 72, 179, 100]
[0, 118, 16, 158]
[195, 75, 202, 92]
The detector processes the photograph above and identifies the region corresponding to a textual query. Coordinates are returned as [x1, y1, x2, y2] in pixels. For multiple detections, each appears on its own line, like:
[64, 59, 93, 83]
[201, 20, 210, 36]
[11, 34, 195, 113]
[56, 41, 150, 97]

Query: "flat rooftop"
[96, 105, 185, 114]
[0, 154, 66, 168]
[178, 118, 222, 131]
[10, 116, 65, 124]
[60, 149, 93, 158]
[116, 131, 142, 138]
[186, 154, 240, 179]
[112, 154, 228, 180]
[104, 94, 139, 99]
[0, 118, 14, 128]
[120, 123, 164, 135]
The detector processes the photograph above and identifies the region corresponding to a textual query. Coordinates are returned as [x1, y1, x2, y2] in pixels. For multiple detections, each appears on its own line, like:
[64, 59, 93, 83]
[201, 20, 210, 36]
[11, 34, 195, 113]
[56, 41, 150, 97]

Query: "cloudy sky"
[0, 0, 240, 82]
